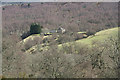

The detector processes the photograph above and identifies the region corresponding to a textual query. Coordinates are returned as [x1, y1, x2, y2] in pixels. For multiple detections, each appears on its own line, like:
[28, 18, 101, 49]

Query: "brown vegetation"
[2, 2, 119, 78]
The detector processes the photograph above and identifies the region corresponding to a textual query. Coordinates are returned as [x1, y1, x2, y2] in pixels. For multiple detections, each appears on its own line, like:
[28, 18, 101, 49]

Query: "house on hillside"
[49, 27, 66, 34]
[57, 27, 66, 33]
[42, 27, 66, 36]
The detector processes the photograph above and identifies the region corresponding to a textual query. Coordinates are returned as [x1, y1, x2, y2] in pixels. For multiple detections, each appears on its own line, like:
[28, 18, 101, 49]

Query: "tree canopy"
[30, 23, 43, 34]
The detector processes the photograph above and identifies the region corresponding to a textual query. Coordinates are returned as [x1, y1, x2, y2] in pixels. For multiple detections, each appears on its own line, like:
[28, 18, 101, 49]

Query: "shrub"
[83, 5, 86, 8]
[30, 23, 43, 35]
[2, 8, 5, 10]
[28, 3, 31, 8]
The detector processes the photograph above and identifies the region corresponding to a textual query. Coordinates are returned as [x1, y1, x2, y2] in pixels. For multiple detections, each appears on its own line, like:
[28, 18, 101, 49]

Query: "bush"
[28, 3, 31, 8]
[30, 23, 43, 35]
[83, 5, 86, 8]
[2, 8, 5, 10]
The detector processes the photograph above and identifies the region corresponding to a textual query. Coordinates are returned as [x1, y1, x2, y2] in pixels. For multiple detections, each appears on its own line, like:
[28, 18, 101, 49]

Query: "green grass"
[58, 27, 118, 48]
[77, 27, 118, 44]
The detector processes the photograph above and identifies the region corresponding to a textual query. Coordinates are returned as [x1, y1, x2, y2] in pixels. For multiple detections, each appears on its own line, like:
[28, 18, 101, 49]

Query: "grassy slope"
[24, 27, 118, 53]
[77, 27, 118, 44]
[58, 27, 118, 47]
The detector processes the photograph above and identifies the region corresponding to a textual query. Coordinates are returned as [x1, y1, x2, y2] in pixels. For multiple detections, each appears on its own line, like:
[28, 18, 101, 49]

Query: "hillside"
[3, 27, 118, 78]
[2, 2, 119, 78]
[2, 2, 118, 40]
[24, 27, 118, 54]
[68, 27, 118, 45]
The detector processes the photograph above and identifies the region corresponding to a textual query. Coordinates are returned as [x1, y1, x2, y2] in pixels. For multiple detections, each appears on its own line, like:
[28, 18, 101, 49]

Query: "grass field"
[77, 27, 118, 44]
[58, 27, 119, 48]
